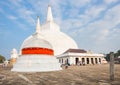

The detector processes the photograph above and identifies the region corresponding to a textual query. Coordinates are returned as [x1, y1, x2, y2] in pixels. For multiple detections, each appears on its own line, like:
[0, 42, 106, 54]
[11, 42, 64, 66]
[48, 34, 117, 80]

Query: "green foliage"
[105, 49, 120, 61]
[116, 50, 120, 57]
[0, 55, 6, 63]
[105, 54, 110, 61]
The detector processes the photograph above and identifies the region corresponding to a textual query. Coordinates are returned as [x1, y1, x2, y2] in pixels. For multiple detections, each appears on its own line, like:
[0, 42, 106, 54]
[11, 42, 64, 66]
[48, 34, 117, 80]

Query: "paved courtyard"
[0, 64, 120, 85]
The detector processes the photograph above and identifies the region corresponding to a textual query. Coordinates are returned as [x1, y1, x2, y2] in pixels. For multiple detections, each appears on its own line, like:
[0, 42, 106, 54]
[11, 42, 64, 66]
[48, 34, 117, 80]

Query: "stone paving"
[0, 64, 120, 85]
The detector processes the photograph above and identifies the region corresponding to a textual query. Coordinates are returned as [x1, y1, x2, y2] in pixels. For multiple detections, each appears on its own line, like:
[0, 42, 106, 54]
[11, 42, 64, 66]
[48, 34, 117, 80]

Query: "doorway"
[95, 58, 97, 64]
[75, 58, 79, 65]
[91, 58, 94, 64]
[99, 58, 101, 64]
[87, 58, 89, 64]
[82, 58, 85, 63]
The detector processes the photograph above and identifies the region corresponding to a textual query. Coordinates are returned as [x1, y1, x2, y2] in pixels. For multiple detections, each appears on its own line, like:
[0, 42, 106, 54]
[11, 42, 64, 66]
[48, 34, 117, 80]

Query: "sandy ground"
[0, 64, 120, 85]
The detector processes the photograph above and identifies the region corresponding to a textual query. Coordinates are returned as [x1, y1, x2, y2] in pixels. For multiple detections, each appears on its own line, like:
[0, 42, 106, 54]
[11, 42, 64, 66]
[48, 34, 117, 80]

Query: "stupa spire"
[36, 16, 41, 33]
[47, 5, 53, 22]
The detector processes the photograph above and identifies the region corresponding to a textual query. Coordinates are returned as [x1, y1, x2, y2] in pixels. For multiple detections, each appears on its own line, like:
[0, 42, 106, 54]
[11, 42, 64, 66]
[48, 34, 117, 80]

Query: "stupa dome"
[21, 33, 54, 55]
[21, 33, 52, 49]
[40, 31, 78, 55]
[11, 16, 62, 72]
[40, 5, 78, 55]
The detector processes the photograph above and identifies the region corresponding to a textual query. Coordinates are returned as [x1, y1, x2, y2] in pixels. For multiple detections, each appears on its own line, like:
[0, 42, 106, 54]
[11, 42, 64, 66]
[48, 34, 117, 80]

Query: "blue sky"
[0, 0, 120, 59]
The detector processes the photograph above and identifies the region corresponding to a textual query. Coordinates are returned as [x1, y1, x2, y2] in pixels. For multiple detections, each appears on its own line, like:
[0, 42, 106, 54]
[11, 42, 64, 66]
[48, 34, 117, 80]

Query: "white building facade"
[57, 49, 106, 65]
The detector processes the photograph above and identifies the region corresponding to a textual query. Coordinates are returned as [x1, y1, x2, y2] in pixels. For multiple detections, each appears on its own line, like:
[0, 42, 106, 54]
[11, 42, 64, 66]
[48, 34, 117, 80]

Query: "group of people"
[61, 60, 87, 69]
[77, 61, 86, 66]
[0, 60, 9, 68]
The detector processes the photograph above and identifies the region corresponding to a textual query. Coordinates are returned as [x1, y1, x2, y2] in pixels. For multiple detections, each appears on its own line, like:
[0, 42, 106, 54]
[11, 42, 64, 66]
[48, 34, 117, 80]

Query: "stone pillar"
[89, 58, 91, 64]
[73, 57, 76, 65]
[110, 52, 114, 81]
[93, 58, 96, 64]
[69, 57, 72, 65]
[81, 57, 83, 62]
[97, 58, 99, 64]
[60, 59, 62, 64]
[79, 57, 81, 62]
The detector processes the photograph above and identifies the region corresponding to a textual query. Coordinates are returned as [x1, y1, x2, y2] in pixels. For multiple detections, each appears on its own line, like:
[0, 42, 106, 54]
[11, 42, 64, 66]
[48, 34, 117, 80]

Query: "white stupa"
[11, 5, 78, 72]
[11, 48, 18, 58]
[21, 5, 78, 55]
[11, 17, 62, 72]
[10, 48, 18, 65]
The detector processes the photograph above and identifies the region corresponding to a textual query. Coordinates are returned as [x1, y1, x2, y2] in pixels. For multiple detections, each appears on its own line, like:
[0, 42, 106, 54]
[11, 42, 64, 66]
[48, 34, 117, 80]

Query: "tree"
[105, 49, 120, 61]
[0, 55, 6, 63]
[105, 53, 110, 61]
[117, 50, 120, 57]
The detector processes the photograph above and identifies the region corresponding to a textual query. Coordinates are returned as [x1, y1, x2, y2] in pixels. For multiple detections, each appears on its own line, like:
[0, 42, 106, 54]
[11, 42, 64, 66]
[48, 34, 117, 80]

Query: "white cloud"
[6, 0, 35, 25]
[7, 15, 17, 20]
[49, 0, 62, 19]
[69, 0, 91, 8]
[28, 0, 50, 21]
[79, 5, 106, 25]
[9, 0, 21, 6]
[18, 8, 35, 25]
[73, 4, 120, 53]
[60, 18, 82, 32]
[86, 6, 105, 17]
[67, 8, 80, 18]
[104, 0, 118, 4]
[105, 4, 120, 25]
